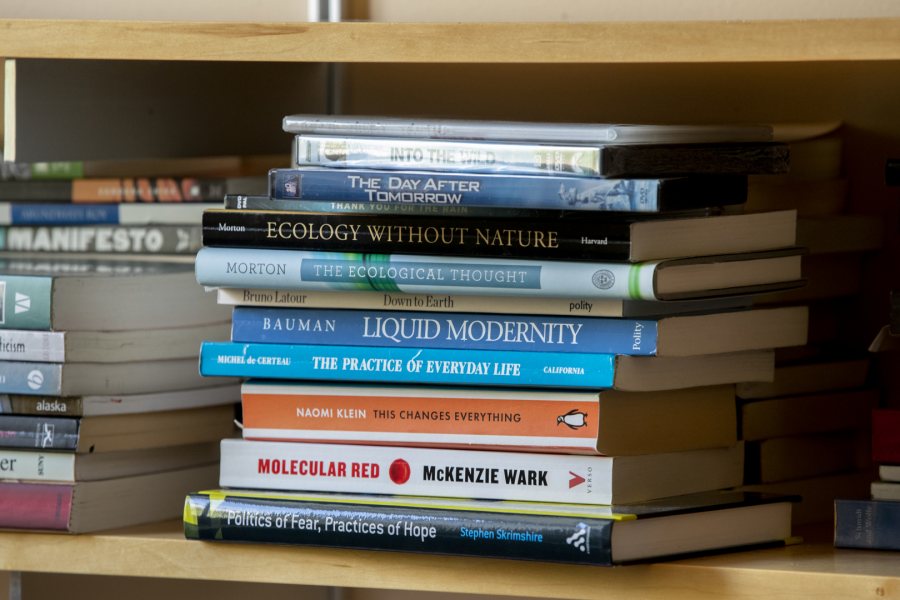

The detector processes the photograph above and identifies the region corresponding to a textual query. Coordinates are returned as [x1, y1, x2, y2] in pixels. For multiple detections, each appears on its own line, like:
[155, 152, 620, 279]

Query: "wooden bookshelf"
[0, 521, 897, 600]
[1, 16, 899, 599]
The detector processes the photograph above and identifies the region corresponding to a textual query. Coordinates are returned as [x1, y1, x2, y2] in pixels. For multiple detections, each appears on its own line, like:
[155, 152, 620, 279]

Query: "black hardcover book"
[184, 489, 795, 566]
[201, 208, 797, 263]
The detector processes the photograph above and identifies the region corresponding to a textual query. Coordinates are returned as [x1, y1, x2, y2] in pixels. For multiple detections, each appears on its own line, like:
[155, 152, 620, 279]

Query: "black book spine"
[201, 210, 634, 261]
[184, 493, 614, 565]
[0, 415, 80, 450]
[600, 143, 791, 177]
[266, 168, 748, 213]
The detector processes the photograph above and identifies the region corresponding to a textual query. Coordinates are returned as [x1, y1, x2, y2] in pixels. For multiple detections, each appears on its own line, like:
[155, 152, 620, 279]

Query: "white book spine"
[0, 448, 75, 481]
[0, 330, 66, 362]
[216, 288, 625, 317]
[294, 135, 603, 177]
[220, 438, 615, 504]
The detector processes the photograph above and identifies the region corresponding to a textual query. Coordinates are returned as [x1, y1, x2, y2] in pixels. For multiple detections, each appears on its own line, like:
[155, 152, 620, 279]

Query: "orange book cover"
[241, 382, 600, 453]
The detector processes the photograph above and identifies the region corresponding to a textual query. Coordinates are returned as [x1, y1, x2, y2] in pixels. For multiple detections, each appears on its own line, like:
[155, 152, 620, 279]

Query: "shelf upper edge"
[0, 18, 899, 63]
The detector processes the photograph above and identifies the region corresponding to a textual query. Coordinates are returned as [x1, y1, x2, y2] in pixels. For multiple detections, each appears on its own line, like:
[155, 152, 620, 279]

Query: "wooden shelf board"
[0, 19, 899, 64]
[1, 521, 898, 599]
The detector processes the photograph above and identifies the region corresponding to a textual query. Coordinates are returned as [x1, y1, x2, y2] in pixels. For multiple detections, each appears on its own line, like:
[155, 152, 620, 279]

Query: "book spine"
[3, 203, 120, 225]
[281, 114, 620, 143]
[0, 415, 79, 450]
[834, 499, 900, 550]
[1, 203, 209, 225]
[0, 481, 73, 530]
[0, 395, 84, 417]
[268, 168, 667, 212]
[218, 438, 619, 504]
[0, 177, 228, 202]
[872, 409, 900, 463]
[0, 158, 84, 180]
[0, 225, 202, 254]
[293, 135, 603, 177]
[0, 362, 63, 395]
[200, 342, 616, 389]
[184, 492, 614, 565]
[217, 287, 627, 317]
[0, 330, 66, 362]
[224, 194, 562, 218]
[0, 274, 54, 330]
[601, 144, 791, 178]
[194, 247, 660, 301]
[240, 382, 601, 451]
[0, 448, 76, 481]
[201, 209, 634, 261]
[230, 307, 658, 355]
[70, 177, 228, 202]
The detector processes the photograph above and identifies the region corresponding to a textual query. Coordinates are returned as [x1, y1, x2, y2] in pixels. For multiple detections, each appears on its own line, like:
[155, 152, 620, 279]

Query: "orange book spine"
[241, 383, 600, 453]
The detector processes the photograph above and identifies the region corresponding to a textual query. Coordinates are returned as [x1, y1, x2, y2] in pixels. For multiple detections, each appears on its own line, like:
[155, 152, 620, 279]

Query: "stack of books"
[187, 115, 812, 565]
[0, 255, 240, 533]
[0, 153, 268, 257]
[834, 408, 900, 550]
[739, 130, 882, 525]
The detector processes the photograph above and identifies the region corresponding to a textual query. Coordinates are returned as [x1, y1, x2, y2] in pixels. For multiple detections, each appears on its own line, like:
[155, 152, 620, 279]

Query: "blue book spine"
[269, 168, 662, 213]
[194, 247, 660, 301]
[834, 499, 900, 550]
[8, 204, 119, 225]
[0, 362, 62, 395]
[199, 342, 616, 389]
[230, 307, 658, 355]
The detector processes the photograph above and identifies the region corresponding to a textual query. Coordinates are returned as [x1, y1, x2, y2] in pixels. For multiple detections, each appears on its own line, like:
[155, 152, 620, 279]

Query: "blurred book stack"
[739, 132, 884, 525]
[0, 153, 271, 258]
[0, 153, 281, 533]
[184, 115, 819, 565]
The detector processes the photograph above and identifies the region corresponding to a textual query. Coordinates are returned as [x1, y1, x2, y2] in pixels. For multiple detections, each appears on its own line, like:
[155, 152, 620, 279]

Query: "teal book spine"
[193, 247, 660, 301]
[199, 341, 616, 389]
[0, 275, 53, 330]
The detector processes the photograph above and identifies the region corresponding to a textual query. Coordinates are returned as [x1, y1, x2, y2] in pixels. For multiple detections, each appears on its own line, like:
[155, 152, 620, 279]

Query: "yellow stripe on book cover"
[193, 489, 637, 521]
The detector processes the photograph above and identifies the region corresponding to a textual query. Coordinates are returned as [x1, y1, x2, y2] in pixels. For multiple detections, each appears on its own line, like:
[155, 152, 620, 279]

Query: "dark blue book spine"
[270, 168, 664, 212]
[230, 307, 658, 355]
[199, 341, 616, 389]
[834, 499, 900, 550]
[9, 204, 119, 225]
[184, 493, 614, 565]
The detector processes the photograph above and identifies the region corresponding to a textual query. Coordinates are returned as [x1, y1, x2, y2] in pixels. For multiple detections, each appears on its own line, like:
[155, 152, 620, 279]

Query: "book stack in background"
[0, 153, 272, 258]
[185, 116, 816, 565]
[738, 131, 884, 525]
[0, 256, 243, 532]
[0, 154, 279, 532]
